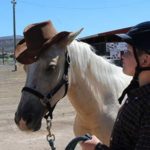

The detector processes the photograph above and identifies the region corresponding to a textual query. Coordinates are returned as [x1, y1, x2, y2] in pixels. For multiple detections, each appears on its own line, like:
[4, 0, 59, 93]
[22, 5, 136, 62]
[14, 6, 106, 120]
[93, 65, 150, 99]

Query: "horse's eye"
[46, 64, 56, 72]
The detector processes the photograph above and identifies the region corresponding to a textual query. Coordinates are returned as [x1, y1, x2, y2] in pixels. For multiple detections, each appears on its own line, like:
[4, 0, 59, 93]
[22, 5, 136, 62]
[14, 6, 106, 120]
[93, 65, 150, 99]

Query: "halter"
[22, 52, 70, 119]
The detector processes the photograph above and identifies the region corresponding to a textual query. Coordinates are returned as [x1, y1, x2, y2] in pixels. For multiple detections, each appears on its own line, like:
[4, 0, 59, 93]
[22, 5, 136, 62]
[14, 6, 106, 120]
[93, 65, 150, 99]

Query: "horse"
[14, 29, 131, 145]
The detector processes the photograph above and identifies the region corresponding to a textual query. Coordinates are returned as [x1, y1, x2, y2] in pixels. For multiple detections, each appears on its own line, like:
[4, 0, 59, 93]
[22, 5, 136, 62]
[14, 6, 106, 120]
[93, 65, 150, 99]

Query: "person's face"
[121, 44, 137, 76]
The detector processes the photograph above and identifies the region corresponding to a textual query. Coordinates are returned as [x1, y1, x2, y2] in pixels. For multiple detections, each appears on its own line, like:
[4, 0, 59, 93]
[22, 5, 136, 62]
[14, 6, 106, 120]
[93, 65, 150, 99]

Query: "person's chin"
[123, 69, 132, 76]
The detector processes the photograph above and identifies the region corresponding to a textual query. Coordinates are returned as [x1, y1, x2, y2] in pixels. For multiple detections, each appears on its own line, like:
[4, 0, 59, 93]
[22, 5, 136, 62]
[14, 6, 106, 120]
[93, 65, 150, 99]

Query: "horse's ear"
[57, 28, 84, 47]
[54, 28, 83, 47]
[67, 28, 84, 45]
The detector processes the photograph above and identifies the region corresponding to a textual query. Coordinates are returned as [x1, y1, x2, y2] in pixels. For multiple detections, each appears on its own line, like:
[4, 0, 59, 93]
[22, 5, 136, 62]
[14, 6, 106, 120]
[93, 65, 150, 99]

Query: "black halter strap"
[22, 87, 44, 99]
[22, 52, 70, 119]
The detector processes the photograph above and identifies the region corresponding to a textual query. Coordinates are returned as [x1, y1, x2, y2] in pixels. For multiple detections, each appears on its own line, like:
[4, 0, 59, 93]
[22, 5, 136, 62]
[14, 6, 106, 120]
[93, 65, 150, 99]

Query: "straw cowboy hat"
[15, 20, 57, 64]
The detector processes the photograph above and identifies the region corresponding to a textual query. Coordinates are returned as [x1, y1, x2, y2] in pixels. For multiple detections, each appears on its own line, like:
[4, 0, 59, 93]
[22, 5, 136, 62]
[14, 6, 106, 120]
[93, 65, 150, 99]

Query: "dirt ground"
[0, 64, 79, 150]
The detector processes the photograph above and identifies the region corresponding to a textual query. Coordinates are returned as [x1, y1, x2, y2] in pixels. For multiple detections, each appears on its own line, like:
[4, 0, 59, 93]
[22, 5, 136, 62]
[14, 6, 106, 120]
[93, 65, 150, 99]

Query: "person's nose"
[121, 54, 125, 60]
[120, 51, 125, 60]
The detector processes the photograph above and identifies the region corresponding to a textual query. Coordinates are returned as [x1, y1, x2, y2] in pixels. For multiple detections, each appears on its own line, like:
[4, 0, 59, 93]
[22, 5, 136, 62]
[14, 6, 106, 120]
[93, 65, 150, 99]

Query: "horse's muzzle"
[14, 112, 41, 131]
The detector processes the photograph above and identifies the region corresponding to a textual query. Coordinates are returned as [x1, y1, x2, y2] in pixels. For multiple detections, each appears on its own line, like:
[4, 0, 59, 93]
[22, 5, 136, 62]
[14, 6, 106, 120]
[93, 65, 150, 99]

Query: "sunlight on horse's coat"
[66, 40, 131, 144]
[15, 30, 131, 146]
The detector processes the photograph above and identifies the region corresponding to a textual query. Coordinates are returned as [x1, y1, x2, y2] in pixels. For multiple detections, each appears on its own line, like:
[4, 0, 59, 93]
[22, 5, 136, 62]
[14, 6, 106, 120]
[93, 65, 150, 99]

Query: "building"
[79, 27, 131, 66]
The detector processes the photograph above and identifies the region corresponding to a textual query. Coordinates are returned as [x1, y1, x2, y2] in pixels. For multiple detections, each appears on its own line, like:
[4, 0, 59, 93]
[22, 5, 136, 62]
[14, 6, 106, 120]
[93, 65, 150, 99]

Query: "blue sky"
[1, 0, 150, 38]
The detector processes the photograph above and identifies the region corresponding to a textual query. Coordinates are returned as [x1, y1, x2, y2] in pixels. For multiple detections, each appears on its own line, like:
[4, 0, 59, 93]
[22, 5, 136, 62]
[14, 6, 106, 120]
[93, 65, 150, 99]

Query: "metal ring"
[47, 134, 55, 142]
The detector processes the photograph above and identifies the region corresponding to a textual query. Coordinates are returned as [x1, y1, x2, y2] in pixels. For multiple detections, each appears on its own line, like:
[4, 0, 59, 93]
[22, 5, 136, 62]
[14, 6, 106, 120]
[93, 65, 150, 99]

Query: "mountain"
[0, 35, 23, 53]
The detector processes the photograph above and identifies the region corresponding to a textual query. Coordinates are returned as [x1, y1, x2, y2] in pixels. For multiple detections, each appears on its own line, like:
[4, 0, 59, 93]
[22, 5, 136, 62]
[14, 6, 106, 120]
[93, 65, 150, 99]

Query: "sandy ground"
[0, 64, 79, 150]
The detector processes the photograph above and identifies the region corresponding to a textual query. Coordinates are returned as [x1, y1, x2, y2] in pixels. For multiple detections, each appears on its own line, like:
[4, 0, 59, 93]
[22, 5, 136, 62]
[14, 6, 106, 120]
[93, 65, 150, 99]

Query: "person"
[81, 21, 150, 150]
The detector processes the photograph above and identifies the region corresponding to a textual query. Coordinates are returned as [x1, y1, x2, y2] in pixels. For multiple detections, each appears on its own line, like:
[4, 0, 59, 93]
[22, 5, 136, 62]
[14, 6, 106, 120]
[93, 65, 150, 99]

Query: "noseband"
[22, 52, 70, 119]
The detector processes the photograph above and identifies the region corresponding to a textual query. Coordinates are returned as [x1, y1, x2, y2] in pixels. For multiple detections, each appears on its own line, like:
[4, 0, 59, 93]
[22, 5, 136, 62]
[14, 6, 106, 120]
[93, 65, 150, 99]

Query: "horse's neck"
[68, 40, 127, 94]
[67, 41, 129, 114]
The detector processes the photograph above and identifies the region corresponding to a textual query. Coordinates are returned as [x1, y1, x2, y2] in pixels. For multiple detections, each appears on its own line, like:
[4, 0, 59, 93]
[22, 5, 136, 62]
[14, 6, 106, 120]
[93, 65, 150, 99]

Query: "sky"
[1, 0, 150, 38]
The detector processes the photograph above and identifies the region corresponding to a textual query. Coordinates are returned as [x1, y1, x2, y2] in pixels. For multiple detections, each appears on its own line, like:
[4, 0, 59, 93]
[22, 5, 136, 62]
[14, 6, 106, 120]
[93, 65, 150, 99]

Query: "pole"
[11, 0, 17, 71]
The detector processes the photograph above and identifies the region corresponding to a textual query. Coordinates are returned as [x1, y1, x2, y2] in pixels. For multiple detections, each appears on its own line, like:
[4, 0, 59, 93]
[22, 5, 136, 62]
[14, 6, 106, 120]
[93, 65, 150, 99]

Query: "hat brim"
[15, 31, 71, 64]
[15, 39, 40, 64]
[15, 37, 57, 64]
[113, 33, 133, 45]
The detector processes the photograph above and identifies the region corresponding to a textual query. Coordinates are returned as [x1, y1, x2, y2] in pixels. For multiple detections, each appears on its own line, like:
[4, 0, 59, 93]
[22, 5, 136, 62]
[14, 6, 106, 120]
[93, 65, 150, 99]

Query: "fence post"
[2, 48, 5, 65]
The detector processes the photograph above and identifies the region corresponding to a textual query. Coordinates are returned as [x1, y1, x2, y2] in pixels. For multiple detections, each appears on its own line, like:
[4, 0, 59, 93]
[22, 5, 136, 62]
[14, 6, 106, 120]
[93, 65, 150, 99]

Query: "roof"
[79, 27, 131, 43]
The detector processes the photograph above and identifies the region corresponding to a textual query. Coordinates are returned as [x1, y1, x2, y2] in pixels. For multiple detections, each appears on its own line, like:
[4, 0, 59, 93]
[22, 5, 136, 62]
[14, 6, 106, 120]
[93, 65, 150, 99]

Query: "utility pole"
[11, 0, 17, 71]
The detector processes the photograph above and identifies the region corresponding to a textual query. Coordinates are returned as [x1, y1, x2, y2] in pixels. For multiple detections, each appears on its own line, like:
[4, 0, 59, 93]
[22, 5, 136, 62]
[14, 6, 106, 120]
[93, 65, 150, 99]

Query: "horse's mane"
[67, 40, 131, 103]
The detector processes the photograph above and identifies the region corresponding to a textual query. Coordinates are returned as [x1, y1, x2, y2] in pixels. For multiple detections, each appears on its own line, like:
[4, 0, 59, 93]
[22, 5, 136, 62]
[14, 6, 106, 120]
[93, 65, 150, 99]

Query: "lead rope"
[46, 116, 56, 150]
[65, 134, 92, 150]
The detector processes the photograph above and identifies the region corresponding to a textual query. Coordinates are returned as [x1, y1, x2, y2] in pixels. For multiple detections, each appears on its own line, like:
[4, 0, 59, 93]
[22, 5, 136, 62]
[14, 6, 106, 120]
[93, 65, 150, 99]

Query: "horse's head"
[15, 27, 83, 131]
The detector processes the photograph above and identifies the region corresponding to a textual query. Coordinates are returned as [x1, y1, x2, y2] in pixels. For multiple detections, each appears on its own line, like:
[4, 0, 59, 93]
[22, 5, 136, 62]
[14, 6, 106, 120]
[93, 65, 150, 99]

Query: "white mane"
[68, 40, 131, 105]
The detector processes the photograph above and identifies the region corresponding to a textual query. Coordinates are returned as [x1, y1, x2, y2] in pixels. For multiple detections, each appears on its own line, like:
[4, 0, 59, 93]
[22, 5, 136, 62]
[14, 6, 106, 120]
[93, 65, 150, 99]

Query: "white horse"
[15, 29, 131, 145]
